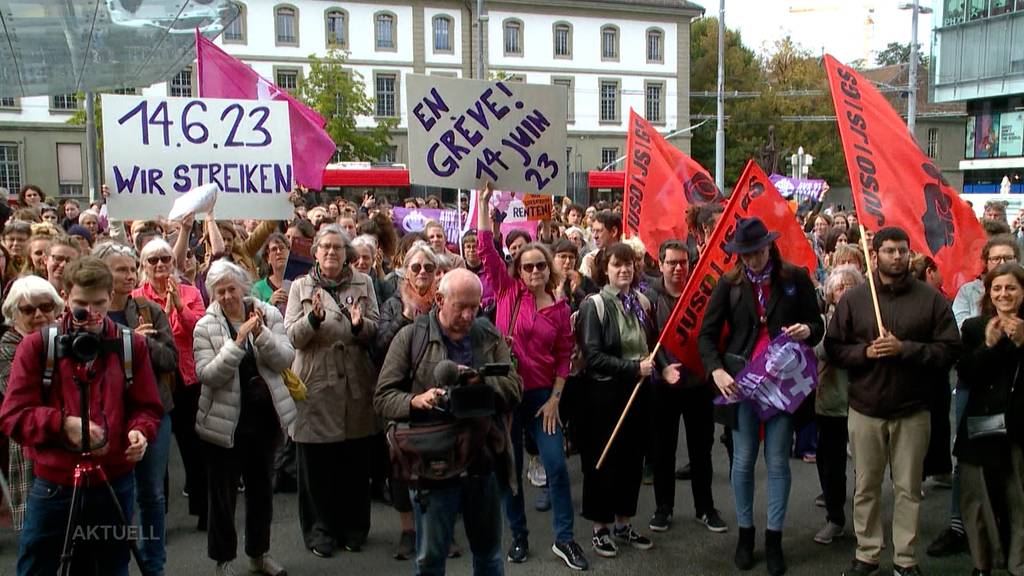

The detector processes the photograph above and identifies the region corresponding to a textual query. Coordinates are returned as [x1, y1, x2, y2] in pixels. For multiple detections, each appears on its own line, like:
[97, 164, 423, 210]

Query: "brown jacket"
[285, 271, 381, 443]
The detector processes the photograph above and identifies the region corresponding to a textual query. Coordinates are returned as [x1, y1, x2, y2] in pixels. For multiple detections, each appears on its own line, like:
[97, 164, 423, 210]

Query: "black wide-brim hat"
[724, 217, 781, 255]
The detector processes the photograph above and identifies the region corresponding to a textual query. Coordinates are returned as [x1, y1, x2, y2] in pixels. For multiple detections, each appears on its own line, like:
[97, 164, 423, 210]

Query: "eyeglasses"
[409, 263, 437, 275]
[146, 255, 172, 266]
[521, 261, 548, 273]
[988, 255, 1017, 264]
[49, 254, 73, 265]
[18, 302, 56, 316]
[318, 243, 345, 253]
[663, 260, 687, 268]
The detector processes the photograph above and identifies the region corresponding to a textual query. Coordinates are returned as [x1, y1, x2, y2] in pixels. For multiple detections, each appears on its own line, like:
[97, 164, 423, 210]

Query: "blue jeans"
[135, 413, 171, 575]
[951, 387, 970, 520]
[731, 401, 793, 531]
[18, 472, 135, 576]
[503, 388, 574, 543]
[412, 474, 503, 576]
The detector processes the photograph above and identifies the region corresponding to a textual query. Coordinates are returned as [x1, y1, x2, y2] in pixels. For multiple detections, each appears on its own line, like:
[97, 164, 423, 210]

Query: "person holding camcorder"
[375, 268, 521, 576]
[0, 256, 163, 576]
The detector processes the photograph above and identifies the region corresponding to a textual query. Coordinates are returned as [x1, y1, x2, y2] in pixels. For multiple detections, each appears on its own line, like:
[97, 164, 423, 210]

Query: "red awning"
[322, 168, 410, 187]
[588, 170, 625, 189]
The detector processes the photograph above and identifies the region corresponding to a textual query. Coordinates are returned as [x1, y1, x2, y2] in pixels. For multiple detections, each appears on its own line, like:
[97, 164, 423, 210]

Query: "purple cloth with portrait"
[714, 333, 819, 421]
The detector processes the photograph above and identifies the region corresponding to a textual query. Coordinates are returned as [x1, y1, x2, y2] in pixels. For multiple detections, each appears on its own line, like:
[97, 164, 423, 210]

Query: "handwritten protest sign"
[714, 334, 819, 421]
[102, 95, 294, 220]
[524, 195, 553, 221]
[406, 75, 567, 195]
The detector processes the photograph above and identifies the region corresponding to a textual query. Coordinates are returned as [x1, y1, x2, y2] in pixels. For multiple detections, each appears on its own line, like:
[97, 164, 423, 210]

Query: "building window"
[926, 127, 939, 158]
[0, 97, 17, 108]
[601, 147, 618, 168]
[552, 77, 574, 122]
[375, 12, 396, 51]
[276, 68, 299, 93]
[504, 19, 523, 56]
[51, 94, 79, 111]
[223, 2, 246, 43]
[57, 143, 83, 196]
[0, 143, 21, 193]
[112, 88, 137, 95]
[645, 82, 664, 124]
[380, 145, 398, 163]
[553, 22, 572, 59]
[275, 5, 298, 46]
[647, 28, 663, 63]
[375, 73, 398, 117]
[325, 9, 347, 49]
[599, 80, 619, 123]
[433, 15, 453, 53]
[170, 68, 193, 97]
[601, 26, 619, 61]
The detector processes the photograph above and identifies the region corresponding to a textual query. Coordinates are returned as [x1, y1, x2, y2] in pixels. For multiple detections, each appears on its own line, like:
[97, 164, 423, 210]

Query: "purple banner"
[768, 174, 828, 204]
[714, 333, 819, 421]
[391, 207, 465, 246]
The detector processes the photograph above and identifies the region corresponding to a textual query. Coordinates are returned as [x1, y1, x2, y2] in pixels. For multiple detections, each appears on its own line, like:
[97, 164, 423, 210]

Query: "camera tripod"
[58, 363, 149, 576]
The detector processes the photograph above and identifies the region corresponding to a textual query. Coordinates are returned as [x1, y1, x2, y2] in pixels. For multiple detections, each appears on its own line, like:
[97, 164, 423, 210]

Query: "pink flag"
[195, 30, 335, 190]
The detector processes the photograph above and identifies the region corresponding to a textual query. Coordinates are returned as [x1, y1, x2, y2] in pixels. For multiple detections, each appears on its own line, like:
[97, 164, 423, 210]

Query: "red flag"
[195, 30, 336, 190]
[658, 160, 817, 377]
[823, 54, 985, 296]
[623, 109, 722, 261]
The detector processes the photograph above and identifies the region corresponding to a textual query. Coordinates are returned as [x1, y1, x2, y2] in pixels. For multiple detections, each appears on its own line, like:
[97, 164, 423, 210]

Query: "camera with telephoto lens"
[431, 361, 511, 420]
[56, 309, 103, 363]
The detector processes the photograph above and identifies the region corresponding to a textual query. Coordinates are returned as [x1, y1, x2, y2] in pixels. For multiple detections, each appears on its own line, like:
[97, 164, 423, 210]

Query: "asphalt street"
[0, 430, 975, 576]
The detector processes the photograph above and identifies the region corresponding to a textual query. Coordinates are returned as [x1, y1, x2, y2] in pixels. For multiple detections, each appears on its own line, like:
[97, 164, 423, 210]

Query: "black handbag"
[966, 360, 1017, 440]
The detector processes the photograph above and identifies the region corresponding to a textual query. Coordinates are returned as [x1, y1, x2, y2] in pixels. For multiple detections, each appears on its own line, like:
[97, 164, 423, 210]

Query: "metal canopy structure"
[0, 0, 239, 98]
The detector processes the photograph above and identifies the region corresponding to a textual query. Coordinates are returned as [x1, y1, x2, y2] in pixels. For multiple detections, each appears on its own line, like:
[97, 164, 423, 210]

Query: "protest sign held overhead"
[102, 94, 295, 220]
[623, 109, 723, 262]
[824, 54, 985, 296]
[659, 160, 817, 378]
[406, 74, 567, 195]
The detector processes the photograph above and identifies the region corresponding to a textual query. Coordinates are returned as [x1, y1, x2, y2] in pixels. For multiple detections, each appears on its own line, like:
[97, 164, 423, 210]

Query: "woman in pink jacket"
[133, 237, 209, 529]
[475, 185, 588, 571]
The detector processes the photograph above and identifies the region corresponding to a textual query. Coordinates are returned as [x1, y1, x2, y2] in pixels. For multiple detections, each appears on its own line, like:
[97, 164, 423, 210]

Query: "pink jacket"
[478, 231, 572, 392]
[133, 282, 206, 386]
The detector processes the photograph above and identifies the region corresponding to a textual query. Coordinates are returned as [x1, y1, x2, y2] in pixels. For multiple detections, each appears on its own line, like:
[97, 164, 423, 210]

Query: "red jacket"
[0, 318, 163, 485]
[133, 281, 205, 386]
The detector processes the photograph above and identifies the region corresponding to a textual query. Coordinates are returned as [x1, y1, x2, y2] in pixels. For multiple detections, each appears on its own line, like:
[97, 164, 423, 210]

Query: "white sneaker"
[527, 455, 547, 487]
[215, 561, 237, 576]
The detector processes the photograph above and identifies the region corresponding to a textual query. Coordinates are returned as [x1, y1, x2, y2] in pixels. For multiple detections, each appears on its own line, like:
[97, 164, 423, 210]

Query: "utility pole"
[899, 1, 932, 137]
[715, 0, 725, 192]
[84, 92, 101, 201]
[476, 0, 487, 80]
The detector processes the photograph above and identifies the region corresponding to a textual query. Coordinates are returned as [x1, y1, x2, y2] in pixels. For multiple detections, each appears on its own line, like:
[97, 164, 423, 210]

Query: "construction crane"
[788, 2, 876, 63]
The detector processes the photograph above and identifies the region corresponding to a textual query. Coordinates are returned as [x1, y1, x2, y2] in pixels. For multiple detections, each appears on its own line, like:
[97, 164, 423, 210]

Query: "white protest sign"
[102, 95, 294, 220]
[406, 75, 567, 195]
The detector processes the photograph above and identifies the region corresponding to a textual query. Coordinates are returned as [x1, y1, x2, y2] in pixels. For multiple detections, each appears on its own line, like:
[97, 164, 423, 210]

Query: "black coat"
[954, 315, 1024, 467]
[697, 263, 825, 428]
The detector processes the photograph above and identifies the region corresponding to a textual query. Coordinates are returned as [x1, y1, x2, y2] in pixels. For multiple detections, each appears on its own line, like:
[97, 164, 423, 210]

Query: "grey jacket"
[285, 271, 381, 443]
[193, 298, 297, 449]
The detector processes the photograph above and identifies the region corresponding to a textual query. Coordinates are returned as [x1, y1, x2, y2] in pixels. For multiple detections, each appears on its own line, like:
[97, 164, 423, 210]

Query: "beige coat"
[285, 270, 381, 443]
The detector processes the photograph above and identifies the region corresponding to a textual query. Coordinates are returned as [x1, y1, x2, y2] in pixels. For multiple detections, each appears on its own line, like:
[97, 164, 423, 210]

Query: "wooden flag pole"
[858, 224, 885, 337]
[596, 341, 662, 470]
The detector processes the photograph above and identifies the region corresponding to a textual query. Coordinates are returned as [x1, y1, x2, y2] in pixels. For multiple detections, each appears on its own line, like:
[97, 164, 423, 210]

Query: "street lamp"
[791, 147, 814, 180]
[898, 1, 934, 137]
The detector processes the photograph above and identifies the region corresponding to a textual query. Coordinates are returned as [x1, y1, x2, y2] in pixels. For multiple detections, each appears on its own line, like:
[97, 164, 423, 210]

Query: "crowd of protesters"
[0, 181, 1022, 576]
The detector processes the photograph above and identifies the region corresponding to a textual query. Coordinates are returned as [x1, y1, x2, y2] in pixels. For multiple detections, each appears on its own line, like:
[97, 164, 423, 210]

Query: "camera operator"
[375, 268, 522, 576]
[0, 256, 163, 576]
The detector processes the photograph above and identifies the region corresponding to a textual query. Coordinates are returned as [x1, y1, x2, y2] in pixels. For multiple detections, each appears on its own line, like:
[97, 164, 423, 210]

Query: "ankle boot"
[735, 526, 755, 570]
[765, 529, 786, 576]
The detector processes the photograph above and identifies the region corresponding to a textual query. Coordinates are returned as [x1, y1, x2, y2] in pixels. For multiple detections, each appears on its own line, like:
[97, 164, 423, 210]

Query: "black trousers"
[815, 414, 849, 527]
[297, 437, 372, 551]
[924, 376, 953, 478]
[651, 383, 717, 517]
[204, 431, 280, 562]
[171, 384, 207, 521]
[273, 438, 296, 484]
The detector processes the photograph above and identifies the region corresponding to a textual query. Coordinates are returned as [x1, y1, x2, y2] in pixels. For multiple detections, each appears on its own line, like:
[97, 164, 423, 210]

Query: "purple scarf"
[618, 290, 648, 328]
[744, 260, 774, 315]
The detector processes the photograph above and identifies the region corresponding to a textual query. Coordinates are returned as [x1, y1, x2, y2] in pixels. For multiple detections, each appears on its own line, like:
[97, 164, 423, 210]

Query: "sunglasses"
[147, 255, 172, 266]
[521, 261, 548, 273]
[18, 302, 56, 316]
[409, 263, 437, 275]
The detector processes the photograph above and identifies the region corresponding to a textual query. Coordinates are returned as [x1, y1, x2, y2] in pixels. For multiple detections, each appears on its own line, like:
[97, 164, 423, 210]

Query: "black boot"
[735, 526, 755, 570]
[765, 529, 786, 576]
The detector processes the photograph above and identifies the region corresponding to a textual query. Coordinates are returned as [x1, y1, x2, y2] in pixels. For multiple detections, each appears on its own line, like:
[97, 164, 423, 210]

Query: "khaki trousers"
[848, 408, 930, 567]
[960, 444, 1024, 575]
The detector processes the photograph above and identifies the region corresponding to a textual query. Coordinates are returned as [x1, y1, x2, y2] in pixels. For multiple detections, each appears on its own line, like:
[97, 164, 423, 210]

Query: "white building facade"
[0, 0, 703, 201]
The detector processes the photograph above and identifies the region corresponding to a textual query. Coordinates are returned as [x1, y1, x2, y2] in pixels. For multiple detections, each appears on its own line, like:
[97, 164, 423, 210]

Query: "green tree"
[875, 41, 928, 67]
[300, 50, 394, 162]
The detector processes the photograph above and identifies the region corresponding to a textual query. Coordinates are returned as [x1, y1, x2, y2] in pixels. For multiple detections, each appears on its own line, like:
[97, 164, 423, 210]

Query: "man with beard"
[826, 227, 961, 576]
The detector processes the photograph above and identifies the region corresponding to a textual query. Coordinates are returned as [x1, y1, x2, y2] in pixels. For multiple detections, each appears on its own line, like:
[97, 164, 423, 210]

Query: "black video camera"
[430, 360, 511, 420]
[56, 309, 103, 363]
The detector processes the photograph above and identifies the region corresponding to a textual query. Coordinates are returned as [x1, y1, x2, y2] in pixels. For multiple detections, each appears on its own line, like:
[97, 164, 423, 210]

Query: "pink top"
[133, 281, 206, 386]
[478, 231, 572, 392]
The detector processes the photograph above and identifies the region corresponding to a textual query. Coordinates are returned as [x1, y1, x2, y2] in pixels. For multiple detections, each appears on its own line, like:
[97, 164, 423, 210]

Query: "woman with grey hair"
[194, 259, 296, 576]
[284, 224, 381, 558]
[0, 275, 64, 532]
[351, 234, 384, 304]
[812, 264, 864, 546]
